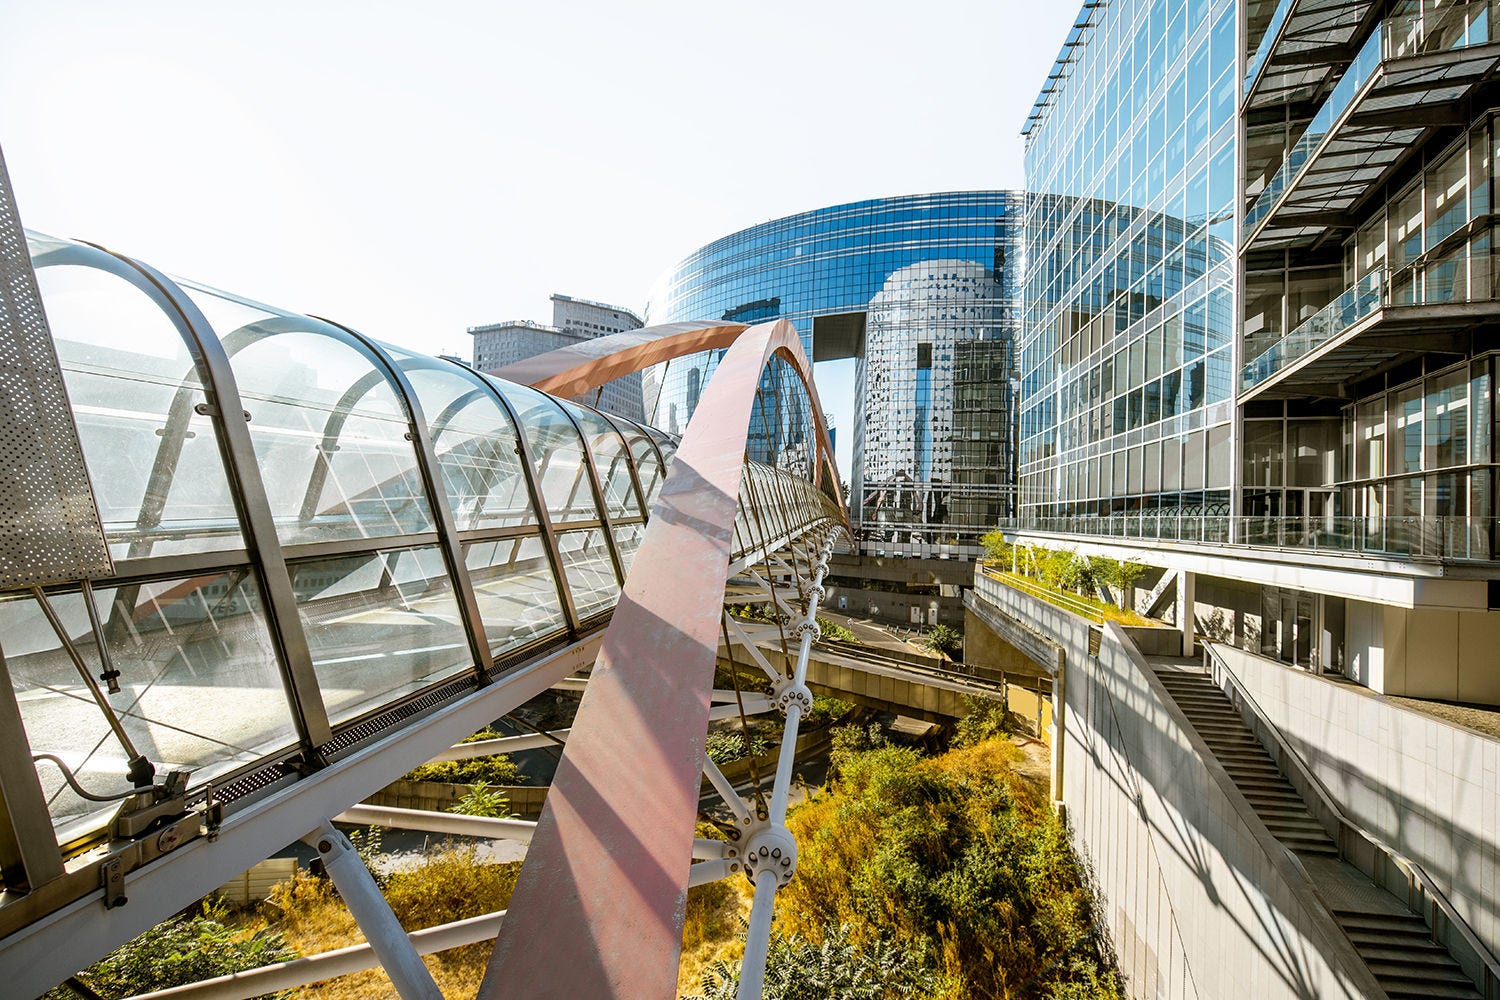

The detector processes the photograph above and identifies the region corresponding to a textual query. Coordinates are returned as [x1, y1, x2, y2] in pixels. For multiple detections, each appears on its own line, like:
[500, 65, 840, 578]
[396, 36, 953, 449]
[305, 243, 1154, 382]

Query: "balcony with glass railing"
[1245, 1, 1500, 238]
[1243, 0, 1294, 98]
[1243, 249, 1500, 393]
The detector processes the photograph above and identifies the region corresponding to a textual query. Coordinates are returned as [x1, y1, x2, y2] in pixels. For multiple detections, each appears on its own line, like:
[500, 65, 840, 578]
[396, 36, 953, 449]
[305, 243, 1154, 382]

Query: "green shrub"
[980, 529, 1014, 566]
[816, 616, 858, 643]
[47, 900, 296, 999]
[683, 924, 944, 999]
[382, 843, 520, 930]
[705, 729, 768, 764]
[827, 721, 887, 778]
[403, 728, 524, 786]
[806, 694, 855, 726]
[952, 694, 1010, 748]
[777, 738, 1123, 1000]
[449, 782, 515, 819]
[922, 624, 961, 659]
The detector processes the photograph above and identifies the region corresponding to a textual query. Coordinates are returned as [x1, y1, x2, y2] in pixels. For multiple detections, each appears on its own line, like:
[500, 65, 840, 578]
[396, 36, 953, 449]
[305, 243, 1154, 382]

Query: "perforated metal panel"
[0, 146, 112, 589]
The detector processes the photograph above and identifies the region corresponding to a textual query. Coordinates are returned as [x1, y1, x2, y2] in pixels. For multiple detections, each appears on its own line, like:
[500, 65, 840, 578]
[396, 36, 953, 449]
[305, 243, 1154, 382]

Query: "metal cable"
[32, 754, 137, 803]
[719, 611, 768, 815]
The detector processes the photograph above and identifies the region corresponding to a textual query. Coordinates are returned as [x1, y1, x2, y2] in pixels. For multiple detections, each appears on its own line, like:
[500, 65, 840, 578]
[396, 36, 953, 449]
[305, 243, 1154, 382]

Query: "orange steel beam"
[486, 320, 747, 400]
[489, 319, 845, 507]
[478, 319, 844, 999]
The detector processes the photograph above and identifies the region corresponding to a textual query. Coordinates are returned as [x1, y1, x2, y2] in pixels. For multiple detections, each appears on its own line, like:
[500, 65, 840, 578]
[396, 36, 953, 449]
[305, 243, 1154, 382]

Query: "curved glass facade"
[645, 191, 1021, 556]
[5, 232, 841, 855]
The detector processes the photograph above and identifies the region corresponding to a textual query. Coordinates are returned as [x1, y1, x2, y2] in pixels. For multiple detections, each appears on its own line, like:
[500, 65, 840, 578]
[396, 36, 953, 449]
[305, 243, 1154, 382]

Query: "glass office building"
[646, 192, 1021, 556]
[1018, 0, 1238, 535]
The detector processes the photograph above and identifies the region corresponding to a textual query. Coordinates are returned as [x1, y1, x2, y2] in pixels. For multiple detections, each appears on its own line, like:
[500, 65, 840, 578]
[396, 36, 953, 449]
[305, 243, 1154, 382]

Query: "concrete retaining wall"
[972, 566, 1378, 1000]
[1212, 642, 1500, 960]
[366, 780, 549, 818]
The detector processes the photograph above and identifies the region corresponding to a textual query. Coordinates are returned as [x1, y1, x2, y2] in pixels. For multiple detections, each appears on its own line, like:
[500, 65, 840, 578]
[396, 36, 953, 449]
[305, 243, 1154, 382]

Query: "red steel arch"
[479, 319, 846, 999]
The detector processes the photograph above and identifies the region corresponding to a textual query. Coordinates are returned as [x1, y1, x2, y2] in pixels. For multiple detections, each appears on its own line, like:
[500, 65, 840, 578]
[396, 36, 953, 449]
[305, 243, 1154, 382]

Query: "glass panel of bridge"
[556, 528, 620, 619]
[391, 354, 539, 531]
[463, 535, 567, 657]
[490, 379, 601, 524]
[603, 413, 661, 508]
[2, 573, 294, 846]
[564, 402, 641, 519]
[289, 545, 470, 725]
[613, 520, 646, 576]
[28, 245, 244, 560]
[182, 287, 434, 546]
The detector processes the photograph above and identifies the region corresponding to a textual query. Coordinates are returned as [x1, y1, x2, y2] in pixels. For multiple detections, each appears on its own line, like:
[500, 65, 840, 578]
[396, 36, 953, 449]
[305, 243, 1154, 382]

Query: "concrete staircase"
[1156, 668, 1483, 1000]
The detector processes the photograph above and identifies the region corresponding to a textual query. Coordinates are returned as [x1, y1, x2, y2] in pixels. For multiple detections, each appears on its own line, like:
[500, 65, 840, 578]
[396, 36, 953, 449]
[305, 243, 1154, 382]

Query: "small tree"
[979, 529, 1012, 566]
[923, 624, 962, 659]
[449, 782, 514, 819]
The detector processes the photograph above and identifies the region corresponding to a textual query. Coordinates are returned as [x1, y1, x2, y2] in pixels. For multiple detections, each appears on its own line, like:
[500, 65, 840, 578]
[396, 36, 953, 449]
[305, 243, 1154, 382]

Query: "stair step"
[1344, 928, 1440, 948]
[1370, 964, 1478, 987]
[1360, 946, 1471, 967]
[1382, 988, 1482, 1000]
[1346, 935, 1448, 957]
[1262, 816, 1325, 832]
[1335, 911, 1428, 932]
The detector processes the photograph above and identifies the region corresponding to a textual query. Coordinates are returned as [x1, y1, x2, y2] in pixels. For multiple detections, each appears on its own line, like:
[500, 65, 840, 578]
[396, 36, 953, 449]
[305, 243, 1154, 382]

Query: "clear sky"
[1, 0, 1080, 473]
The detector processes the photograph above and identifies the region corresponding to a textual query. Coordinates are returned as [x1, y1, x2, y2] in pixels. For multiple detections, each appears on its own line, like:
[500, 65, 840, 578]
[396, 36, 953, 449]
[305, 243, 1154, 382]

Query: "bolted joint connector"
[814, 558, 830, 575]
[773, 680, 813, 717]
[804, 584, 826, 605]
[788, 616, 822, 642]
[742, 824, 799, 888]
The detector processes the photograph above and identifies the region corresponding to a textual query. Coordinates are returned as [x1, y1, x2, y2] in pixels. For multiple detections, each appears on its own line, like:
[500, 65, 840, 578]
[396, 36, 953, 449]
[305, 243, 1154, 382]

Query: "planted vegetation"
[980, 531, 1154, 626]
[401, 727, 524, 786]
[690, 717, 1122, 1000]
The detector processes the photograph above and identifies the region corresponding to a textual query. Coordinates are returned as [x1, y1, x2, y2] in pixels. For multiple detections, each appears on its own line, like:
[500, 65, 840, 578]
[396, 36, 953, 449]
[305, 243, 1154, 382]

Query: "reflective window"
[464, 535, 566, 654]
[214, 317, 433, 545]
[394, 354, 538, 531]
[493, 379, 601, 523]
[30, 252, 243, 559]
[291, 546, 470, 724]
[556, 528, 619, 618]
[4, 573, 294, 845]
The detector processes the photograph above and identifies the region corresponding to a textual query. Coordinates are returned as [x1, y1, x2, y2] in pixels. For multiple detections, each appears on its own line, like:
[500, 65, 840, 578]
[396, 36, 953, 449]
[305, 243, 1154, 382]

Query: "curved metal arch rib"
[492, 319, 847, 518]
[479, 319, 846, 999]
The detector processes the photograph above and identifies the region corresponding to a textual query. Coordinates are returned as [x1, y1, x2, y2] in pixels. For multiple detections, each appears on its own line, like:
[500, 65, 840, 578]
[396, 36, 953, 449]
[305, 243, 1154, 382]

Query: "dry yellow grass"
[254, 843, 520, 999]
[244, 834, 755, 999]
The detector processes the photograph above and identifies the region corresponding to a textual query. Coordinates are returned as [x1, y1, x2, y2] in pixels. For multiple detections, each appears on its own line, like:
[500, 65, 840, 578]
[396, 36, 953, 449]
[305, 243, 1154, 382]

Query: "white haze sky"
[1, 1, 1080, 476]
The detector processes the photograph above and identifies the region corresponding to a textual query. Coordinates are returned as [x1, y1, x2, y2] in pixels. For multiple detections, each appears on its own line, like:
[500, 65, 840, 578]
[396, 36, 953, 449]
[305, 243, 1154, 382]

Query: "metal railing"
[1005, 514, 1496, 561]
[1246, 0, 1497, 233]
[1204, 643, 1500, 1000]
[1244, 0, 1294, 96]
[1244, 251, 1500, 389]
[979, 567, 1108, 624]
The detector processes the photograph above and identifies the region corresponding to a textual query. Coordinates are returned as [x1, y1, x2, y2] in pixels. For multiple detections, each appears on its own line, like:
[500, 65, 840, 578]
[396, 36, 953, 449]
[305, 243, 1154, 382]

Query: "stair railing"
[1203, 642, 1500, 1000]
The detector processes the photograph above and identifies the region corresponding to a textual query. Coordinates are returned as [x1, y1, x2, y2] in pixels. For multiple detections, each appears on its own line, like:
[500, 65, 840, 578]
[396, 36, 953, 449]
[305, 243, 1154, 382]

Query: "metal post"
[321, 321, 496, 680]
[737, 533, 834, 997]
[302, 821, 441, 1000]
[0, 646, 64, 891]
[555, 404, 628, 587]
[101, 250, 334, 751]
[737, 870, 779, 1000]
[475, 372, 583, 633]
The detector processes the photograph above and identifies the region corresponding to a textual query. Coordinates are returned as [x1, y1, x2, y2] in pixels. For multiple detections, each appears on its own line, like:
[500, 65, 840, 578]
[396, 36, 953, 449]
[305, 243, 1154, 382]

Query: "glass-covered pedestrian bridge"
[4, 233, 838, 859]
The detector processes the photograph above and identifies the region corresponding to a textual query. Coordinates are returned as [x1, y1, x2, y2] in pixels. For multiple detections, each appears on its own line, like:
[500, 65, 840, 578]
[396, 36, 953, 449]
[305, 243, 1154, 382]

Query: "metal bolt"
[771, 848, 781, 859]
[318, 840, 332, 853]
[759, 847, 769, 857]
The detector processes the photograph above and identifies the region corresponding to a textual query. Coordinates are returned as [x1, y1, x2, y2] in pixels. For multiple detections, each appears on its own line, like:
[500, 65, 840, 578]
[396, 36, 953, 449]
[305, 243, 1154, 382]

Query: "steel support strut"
[302, 821, 441, 1000]
[737, 531, 834, 1000]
